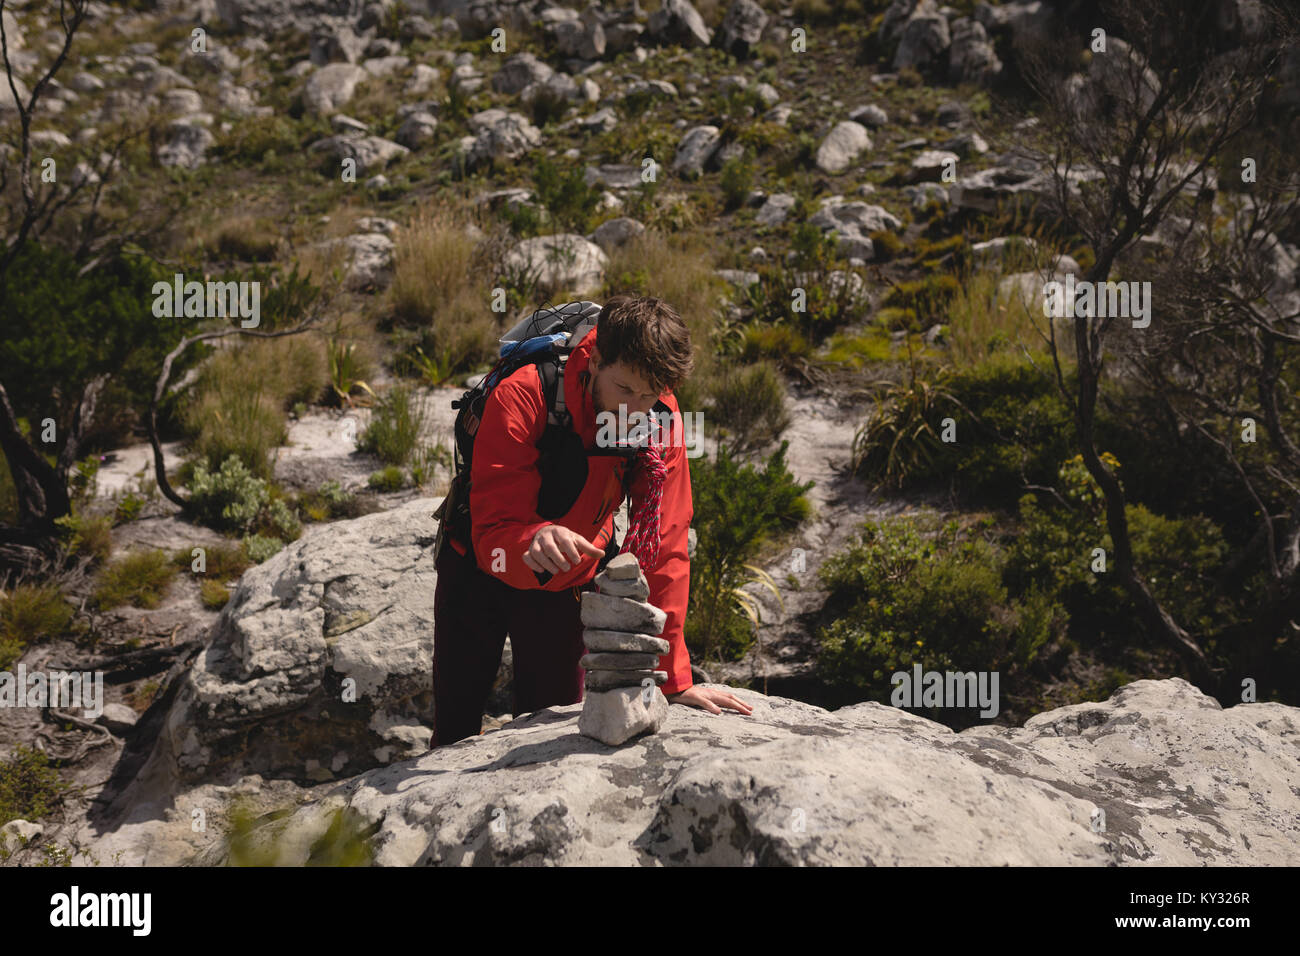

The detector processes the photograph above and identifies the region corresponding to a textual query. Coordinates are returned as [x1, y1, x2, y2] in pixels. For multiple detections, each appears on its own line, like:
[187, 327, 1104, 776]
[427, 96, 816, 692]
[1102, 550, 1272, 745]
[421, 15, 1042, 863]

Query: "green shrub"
[359, 384, 426, 466]
[93, 550, 177, 609]
[720, 151, 755, 210]
[0, 746, 70, 828]
[531, 153, 601, 233]
[815, 512, 1066, 726]
[744, 230, 864, 344]
[0, 243, 206, 454]
[200, 579, 231, 609]
[823, 328, 894, 366]
[187, 455, 270, 532]
[869, 229, 904, 261]
[0, 585, 75, 669]
[368, 466, 406, 492]
[707, 360, 791, 454]
[173, 540, 253, 580]
[54, 510, 114, 563]
[851, 361, 957, 493]
[687, 441, 814, 664]
[242, 534, 285, 563]
[851, 353, 1127, 510]
[740, 322, 813, 365]
[883, 274, 961, 330]
[1003, 454, 1236, 647]
[296, 479, 361, 522]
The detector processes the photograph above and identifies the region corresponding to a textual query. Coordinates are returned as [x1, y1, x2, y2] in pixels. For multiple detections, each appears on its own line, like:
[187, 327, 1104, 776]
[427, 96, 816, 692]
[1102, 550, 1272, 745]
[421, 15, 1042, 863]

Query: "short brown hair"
[594, 294, 694, 395]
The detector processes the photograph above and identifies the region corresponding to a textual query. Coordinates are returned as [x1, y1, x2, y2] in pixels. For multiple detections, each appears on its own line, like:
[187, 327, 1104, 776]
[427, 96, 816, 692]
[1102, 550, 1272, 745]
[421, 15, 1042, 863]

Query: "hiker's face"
[589, 348, 660, 421]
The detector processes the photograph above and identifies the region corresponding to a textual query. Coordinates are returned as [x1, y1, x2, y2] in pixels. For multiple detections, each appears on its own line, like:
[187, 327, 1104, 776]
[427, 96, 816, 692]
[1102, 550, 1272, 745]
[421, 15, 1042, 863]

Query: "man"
[430, 294, 752, 746]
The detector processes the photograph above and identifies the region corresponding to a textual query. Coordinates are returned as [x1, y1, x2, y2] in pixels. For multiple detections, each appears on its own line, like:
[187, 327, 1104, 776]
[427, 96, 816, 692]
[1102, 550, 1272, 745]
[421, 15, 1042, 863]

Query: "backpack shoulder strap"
[538, 355, 570, 429]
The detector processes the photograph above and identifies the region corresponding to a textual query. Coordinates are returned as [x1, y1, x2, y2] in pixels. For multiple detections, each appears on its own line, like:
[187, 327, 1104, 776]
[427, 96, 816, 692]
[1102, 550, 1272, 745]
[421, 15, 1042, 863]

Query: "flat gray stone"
[581, 652, 662, 671]
[578, 685, 668, 746]
[594, 570, 649, 600]
[580, 592, 666, 634]
[603, 552, 641, 580]
[583, 629, 670, 654]
[585, 669, 668, 691]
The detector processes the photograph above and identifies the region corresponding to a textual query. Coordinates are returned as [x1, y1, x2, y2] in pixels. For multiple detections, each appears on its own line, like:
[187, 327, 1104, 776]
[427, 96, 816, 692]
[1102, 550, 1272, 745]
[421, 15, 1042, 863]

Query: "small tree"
[1010, 0, 1298, 687]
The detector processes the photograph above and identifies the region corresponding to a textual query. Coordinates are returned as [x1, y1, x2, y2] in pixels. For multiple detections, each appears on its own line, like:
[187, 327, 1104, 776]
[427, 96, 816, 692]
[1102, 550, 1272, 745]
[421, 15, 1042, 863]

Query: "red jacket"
[451, 326, 695, 696]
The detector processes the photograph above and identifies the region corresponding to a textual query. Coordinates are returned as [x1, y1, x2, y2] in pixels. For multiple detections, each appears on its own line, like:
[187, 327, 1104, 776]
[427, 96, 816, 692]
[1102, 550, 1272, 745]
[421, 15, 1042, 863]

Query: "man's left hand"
[667, 685, 753, 716]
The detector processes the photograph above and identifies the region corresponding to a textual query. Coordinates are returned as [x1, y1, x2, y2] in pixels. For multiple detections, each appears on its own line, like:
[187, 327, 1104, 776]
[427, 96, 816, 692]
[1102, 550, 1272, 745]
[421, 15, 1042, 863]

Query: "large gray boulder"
[502, 234, 608, 296]
[138, 497, 440, 789]
[648, 0, 712, 49]
[302, 63, 368, 116]
[461, 108, 542, 168]
[948, 17, 1002, 86]
[893, 0, 950, 71]
[814, 121, 871, 175]
[715, 0, 768, 58]
[202, 678, 1300, 865]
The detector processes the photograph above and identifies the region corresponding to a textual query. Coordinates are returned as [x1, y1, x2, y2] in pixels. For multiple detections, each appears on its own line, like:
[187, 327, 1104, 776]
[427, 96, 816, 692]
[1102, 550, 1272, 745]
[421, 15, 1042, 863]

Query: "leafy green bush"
[707, 360, 791, 454]
[0, 243, 205, 453]
[720, 151, 755, 210]
[368, 466, 406, 492]
[187, 455, 270, 532]
[883, 274, 961, 330]
[869, 229, 905, 261]
[743, 227, 864, 344]
[54, 510, 114, 563]
[0, 746, 70, 828]
[200, 579, 231, 609]
[852, 353, 1128, 510]
[1003, 454, 1236, 646]
[359, 384, 426, 466]
[296, 479, 363, 522]
[687, 441, 813, 664]
[0, 585, 75, 669]
[815, 512, 1065, 725]
[242, 534, 285, 563]
[531, 153, 601, 233]
[93, 550, 177, 610]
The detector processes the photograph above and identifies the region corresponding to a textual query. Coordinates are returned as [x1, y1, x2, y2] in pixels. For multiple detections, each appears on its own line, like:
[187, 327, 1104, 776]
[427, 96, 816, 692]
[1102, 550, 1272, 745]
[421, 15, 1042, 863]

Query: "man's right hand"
[522, 524, 605, 577]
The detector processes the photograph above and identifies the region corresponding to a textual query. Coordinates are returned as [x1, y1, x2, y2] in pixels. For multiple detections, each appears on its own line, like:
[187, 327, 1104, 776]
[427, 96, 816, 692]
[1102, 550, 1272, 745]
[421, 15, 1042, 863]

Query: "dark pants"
[431, 540, 588, 746]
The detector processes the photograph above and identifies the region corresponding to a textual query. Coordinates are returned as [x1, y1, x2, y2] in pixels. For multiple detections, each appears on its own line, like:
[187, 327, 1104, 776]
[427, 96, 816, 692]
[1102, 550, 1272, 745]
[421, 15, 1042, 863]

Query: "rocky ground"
[2, 0, 1296, 864]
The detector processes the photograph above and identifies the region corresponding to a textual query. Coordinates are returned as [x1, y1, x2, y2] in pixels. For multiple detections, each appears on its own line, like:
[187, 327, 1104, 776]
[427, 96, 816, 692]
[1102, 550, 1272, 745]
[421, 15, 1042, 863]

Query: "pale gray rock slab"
[580, 652, 661, 671]
[125, 497, 441, 788]
[585, 669, 667, 691]
[580, 591, 666, 634]
[187, 679, 1300, 866]
[579, 685, 668, 746]
[814, 121, 871, 175]
[582, 629, 670, 655]
[603, 552, 640, 580]
[302, 63, 368, 116]
[594, 575, 650, 600]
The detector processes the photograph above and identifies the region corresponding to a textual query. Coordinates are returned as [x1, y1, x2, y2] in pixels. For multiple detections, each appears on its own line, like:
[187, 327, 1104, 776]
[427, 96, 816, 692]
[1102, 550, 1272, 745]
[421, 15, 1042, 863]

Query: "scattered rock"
[648, 0, 712, 48]
[671, 125, 721, 177]
[502, 234, 608, 296]
[715, 0, 768, 58]
[815, 121, 871, 174]
[302, 63, 368, 116]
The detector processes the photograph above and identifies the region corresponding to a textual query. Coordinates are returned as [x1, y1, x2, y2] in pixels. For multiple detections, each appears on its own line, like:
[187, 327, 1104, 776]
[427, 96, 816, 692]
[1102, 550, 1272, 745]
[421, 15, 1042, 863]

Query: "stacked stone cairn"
[577, 552, 670, 746]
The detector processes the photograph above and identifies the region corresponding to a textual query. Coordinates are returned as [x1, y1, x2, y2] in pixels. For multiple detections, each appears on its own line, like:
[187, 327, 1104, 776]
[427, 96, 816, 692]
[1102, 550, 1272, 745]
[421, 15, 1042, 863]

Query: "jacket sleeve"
[635, 424, 694, 696]
[469, 368, 553, 589]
